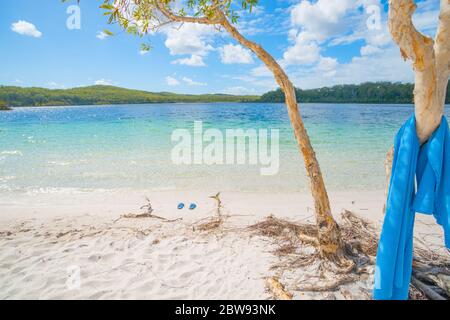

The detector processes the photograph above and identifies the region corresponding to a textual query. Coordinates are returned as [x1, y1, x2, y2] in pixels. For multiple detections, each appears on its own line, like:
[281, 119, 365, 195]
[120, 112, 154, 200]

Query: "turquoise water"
[1, 103, 449, 193]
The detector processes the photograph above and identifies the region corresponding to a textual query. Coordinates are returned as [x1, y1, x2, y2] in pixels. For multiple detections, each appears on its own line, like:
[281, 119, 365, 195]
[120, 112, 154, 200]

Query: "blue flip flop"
[189, 203, 197, 210]
[177, 203, 185, 210]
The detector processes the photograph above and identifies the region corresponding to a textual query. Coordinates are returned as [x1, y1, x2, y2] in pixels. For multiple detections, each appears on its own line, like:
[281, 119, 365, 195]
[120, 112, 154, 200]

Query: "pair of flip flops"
[178, 203, 197, 210]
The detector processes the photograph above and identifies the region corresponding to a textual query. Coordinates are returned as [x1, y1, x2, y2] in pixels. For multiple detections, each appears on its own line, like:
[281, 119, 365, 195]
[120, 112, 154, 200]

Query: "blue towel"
[373, 115, 450, 300]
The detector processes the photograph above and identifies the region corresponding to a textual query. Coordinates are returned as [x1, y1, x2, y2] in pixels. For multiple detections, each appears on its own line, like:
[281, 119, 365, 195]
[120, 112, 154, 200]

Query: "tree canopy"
[100, 0, 258, 38]
[0, 100, 11, 110]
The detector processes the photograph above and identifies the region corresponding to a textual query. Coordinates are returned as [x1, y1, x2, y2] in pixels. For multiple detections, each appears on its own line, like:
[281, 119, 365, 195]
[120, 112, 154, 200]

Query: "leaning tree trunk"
[219, 14, 346, 261]
[155, 1, 349, 263]
[384, 0, 450, 196]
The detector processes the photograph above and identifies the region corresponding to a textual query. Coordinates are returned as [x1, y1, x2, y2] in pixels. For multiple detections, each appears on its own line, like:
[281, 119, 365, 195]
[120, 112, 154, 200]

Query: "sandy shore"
[0, 190, 448, 299]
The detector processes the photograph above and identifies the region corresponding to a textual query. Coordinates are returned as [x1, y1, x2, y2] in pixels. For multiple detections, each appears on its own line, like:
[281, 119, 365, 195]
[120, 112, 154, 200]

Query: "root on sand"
[266, 277, 293, 300]
[193, 192, 227, 233]
[249, 210, 450, 300]
[115, 197, 182, 223]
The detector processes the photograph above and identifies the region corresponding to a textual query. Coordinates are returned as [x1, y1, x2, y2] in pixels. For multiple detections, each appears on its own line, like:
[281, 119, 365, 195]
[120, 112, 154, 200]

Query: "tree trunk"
[384, 0, 449, 205]
[219, 15, 344, 259]
[388, 0, 449, 143]
[155, 1, 347, 261]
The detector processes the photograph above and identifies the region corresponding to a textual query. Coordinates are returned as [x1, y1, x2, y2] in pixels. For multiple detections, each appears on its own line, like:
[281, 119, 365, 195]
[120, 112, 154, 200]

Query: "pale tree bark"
[385, 0, 450, 199]
[218, 14, 345, 261]
[155, 1, 347, 261]
[388, 0, 449, 142]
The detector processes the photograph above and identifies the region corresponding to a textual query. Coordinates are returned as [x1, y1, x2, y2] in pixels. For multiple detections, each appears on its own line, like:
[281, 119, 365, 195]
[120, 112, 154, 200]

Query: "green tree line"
[0, 100, 11, 110]
[1, 82, 449, 107]
[260, 82, 450, 104]
[0, 85, 259, 107]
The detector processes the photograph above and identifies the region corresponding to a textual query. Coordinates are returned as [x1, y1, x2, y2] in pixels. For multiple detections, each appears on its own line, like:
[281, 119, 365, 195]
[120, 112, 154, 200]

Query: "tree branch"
[388, 0, 434, 65]
[215, 10, 291, 91]
[155, 0, 224, 25]
[388, 0, 442, 143]
[434, 0, 450, 108]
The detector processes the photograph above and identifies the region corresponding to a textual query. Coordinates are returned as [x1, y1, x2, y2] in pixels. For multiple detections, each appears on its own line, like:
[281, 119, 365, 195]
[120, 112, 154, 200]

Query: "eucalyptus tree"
[100, 0, 350, 265]
[389, 0, 449, 144]
[385, 0, 449, 189]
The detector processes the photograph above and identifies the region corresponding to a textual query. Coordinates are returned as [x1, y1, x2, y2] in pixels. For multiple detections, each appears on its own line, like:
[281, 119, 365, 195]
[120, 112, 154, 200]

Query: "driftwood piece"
[412, 277, 446, 300]
[266, 277, 293, 300]
[115, 198, 182, 223]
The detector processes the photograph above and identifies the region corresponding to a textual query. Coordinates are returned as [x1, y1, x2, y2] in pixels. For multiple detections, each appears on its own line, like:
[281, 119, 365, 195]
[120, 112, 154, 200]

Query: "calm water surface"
[1, 103, 449, 193]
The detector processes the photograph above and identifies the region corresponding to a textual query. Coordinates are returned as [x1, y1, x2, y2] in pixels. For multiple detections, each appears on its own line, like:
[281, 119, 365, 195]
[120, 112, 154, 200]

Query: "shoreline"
[0, 190, 387, 223]
[4, 102, 423, 109]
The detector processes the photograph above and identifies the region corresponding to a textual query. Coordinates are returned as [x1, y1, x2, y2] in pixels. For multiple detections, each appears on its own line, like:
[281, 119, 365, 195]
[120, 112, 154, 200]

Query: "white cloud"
[11, 20, 42, 38]
[288, 46, 413, 89]
[231, 0, 418, 93]
[317, 56, 338, 77]
[171, 55, 206, 67]
[96, 31, 109, 40]
[222, 86, 257, 95]
[250, 65, 272, 78]
[413, 9, 440, 36]
[282, 0, 360, 66]
[165, 75, 206, 87]
[290, 0, 355, 41]
[318, 57, 338, 71]
[182, 77, 206, 86]
[94, 79, 113, 86]
[139, 50, 149, 56]
[223, 71, 277, 94]
[46, 82, 66, 89]
[219, 44, 254, 64]
[283, 35, 321, 65]
[166, 76, 180, 86]
[360, 44, 382, 56]
[164, 23, 216, 66]
[282, 0, 374, 66]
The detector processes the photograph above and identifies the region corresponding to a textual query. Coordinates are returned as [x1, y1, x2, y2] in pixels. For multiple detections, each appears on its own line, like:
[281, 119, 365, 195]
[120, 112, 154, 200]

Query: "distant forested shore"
[0, 85, 259, 107]
[261, 82, 450, 104]
[0, 82, 449, 107]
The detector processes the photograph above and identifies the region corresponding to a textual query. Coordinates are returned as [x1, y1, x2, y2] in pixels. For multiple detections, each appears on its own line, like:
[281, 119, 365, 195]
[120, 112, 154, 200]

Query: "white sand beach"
[0, 190, 448, 300]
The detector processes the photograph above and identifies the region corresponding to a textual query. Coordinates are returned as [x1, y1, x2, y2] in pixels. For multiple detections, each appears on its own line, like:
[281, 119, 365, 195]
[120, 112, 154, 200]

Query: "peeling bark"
[384, 1, 450, 212]
[389, 0, 450, 144]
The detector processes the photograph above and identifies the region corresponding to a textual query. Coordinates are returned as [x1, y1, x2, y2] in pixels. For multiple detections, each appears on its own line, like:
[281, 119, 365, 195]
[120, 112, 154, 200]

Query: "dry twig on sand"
[115, 197, 182, 223]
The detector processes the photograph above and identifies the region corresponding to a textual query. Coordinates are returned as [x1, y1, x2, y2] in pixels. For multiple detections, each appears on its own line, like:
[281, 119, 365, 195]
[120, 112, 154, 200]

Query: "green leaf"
[99, 4, 114, 10]
[103, 29, 114, 36]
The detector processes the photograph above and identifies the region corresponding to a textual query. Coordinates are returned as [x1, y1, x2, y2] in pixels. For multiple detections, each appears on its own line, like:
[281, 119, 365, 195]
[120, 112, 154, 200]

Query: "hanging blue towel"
[373, 115, 450, 300]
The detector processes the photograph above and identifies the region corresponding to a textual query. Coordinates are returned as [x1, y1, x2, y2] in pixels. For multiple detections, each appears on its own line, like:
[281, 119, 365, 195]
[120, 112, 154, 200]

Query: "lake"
[1, 103, 449, 194]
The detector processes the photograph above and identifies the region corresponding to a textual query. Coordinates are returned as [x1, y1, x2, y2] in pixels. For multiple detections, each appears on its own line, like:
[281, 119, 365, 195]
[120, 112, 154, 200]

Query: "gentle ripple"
[0, 103, 449, 193]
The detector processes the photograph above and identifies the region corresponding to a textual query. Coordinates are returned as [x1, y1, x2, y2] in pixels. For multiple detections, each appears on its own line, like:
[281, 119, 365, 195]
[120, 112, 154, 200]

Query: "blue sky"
[0, 0, 441, 94]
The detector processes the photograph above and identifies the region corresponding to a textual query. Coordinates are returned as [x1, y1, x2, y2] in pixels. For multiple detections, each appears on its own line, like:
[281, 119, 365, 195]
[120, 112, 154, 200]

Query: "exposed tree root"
[266, 277, 293, 300]
[249, 210, 450, 299]
[193, 192, 226, 233]
[411, 276, 446, 300]
[195, 217, 224, 232]
[293, 275, 357, 292]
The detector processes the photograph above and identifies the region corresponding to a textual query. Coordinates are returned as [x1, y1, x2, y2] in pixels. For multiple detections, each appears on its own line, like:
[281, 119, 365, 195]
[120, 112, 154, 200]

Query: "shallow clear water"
[1, 103, 449, 193]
